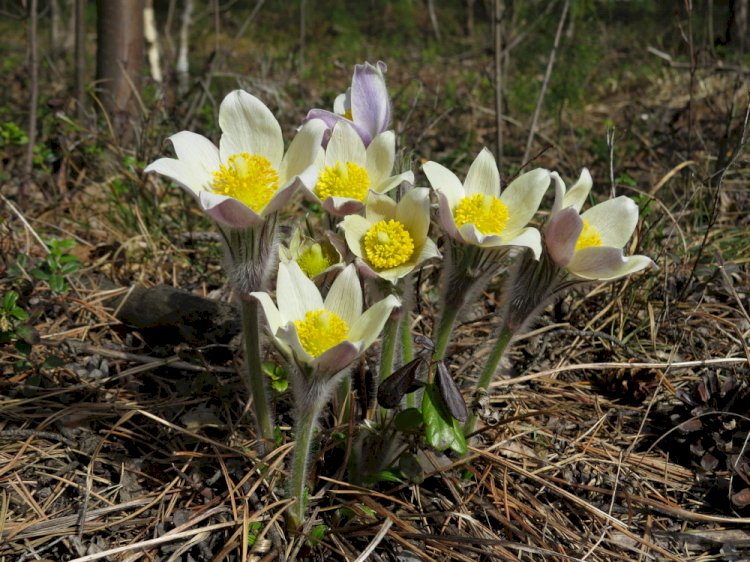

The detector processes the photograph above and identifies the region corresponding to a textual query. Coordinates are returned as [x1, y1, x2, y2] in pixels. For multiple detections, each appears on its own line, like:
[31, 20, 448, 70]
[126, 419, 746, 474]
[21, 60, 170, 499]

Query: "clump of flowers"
[144, 60, 654, 529]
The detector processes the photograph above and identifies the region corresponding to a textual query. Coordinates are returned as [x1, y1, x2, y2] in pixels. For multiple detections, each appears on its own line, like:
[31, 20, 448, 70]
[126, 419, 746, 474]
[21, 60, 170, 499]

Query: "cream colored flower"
[279, 228, 344, 280]
[306, 121, 414, 216]
[251, 263, 400, 379]
[145, 90, 326, 228]
[545, 170, 654, 280]
[340, 188, 440, 282]
[423, 148, 550, 256]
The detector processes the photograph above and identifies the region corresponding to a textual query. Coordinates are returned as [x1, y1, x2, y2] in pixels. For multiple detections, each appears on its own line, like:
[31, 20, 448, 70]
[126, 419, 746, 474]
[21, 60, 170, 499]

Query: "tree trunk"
[95, 0, 144, 139]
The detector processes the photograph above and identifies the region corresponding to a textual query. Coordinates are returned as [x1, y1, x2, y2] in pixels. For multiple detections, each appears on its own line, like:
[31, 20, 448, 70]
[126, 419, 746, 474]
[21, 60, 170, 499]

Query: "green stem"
[433, 303, 460, 360]
[287, 404, 321, 529]
[240, 298, 275, 452]
[377, 317, 399, 419]
[400, 310, 416, 409]
[464, 322, 515, 434]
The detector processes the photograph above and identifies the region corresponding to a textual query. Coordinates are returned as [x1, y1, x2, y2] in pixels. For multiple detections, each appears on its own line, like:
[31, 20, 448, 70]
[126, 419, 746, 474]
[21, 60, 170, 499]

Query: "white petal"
[250, 292, 283, 336]
[218, 90, 283, 166]
[145, 157, 204, 196]
[260, 178, 300, 216]
[326, 121, 367, 167]
[503, 227, 542, 259]
[349, 295, 401, 349]
[278, 119, 326, 185]
[423, 161, 464, 209]
[324, 264, 362, 327]
[365, 190, 397, 223]
[365, 131, 396, 182]
[276, 261, 323, 321]
[396, 187, 431, 242]
[550, 171, 566, 213]
[458, 223, 503, 247]
[464, 148, 500, 197]
[340, 215, 371, 259]
[333, 91, 349, 114]
[372, 171, 414, 195]
[500, 168, 550, 233]
[564, 168, 593, 212]
[568, 247, 654, 281]
[436, 191, 461, 240]
[198, 191, 264, 228]
[277, 323, 314, 365]
[580, 196, 639, 248]
[168, 131, 221, 188]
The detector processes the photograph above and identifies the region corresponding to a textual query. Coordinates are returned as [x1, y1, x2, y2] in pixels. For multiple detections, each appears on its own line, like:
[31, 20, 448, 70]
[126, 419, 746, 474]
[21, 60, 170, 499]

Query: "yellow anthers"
[363, 219, 415, 270]
[575, 219, 602, 251]
[297, 243, 331, 278]
[294, 309, 349, 357]
[211, 153, 280, 213]
[342, 109, 354, 120]
[315, 161, 371, 202]
[453, 193, 510, 235]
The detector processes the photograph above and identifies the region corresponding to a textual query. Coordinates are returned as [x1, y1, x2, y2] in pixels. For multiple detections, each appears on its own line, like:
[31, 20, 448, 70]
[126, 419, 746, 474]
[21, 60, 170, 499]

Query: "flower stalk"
[287, 394, 322, 529]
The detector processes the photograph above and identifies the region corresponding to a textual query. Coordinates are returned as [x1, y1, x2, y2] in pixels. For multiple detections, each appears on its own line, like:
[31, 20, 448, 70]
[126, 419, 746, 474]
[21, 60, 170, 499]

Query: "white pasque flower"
[545, 169, 654, 280]
[279, 228, 344, 280]
[306, 121, 414, 216]
[145, 90, 326, 229]
[305, 60, 390, 146]
[251, 262, 400, 379]
[341, 188, 440, 282]
[423, 148, 550, 256]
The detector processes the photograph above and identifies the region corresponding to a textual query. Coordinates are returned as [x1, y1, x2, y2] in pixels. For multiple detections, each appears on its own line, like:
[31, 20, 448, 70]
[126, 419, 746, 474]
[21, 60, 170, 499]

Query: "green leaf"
[3, 291, 18, 310]
[307, 524, 328, 547]
[422, 384, 467, 455]
[246, 521, 263, 547]
[49, 275, 67, 293]
[368, 468, 404, 484]
[42, 355, 65, 369]
[11, 306, 29, 321]
[31, 268, 50, 281]
[394, 407, 423, 433]
[15, 324, 38, 345]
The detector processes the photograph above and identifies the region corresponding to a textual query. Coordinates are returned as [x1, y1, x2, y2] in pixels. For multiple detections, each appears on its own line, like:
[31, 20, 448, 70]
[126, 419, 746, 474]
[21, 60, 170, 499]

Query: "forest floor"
[2, 3, 750, 561]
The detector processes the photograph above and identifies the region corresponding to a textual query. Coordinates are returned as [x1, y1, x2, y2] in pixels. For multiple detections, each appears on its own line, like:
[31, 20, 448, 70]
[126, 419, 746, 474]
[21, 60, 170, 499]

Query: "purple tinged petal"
[197, 191, 265, 228]
[312, 340, 363, 379]
[567, 247, 654, 281]
[351, 61, 390, 140]
[545, 207, 584, 267]
[303, 109, 373, 145]
[322, 196, 366, 217]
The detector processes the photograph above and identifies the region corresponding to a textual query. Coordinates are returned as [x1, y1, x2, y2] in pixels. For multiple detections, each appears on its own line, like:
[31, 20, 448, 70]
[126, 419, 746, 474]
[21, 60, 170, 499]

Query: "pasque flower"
[305, 61, 390, 146]
[423, 148, 550, 256]
[145, 90, 326, 229]
[545, 169, 654, 280]
[306, 121, 414, 216]
[251, 262, 400, 380]
[279, 228, 345, 280]
[341, 188, 440, 282]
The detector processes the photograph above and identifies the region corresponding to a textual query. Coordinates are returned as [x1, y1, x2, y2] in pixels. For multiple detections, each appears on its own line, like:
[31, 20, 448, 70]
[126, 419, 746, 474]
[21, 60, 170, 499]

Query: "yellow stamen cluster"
[315, 161, 371, 202]
[363, 219, 415, 270]
[575, 219, 603, 251]
[211, 153, 280, 213]
[453, 193, 510, 235]
[294, 309, 350, 357]
[342, 108, 354, 120]
[297, 243, 332, 278]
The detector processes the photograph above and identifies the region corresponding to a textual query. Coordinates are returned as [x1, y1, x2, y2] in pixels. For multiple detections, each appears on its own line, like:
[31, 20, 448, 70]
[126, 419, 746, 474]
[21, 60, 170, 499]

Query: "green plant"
[10, 239, 81, 294]
[0, 121, 28, 147]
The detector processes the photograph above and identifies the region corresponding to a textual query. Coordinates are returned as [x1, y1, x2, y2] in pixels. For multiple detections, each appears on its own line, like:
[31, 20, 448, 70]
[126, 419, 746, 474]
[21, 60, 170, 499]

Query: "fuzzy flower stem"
[240, 298, 275, 452]
[464, 321, 514, 434]
[287, 402, 321, 529]
[433, 304, 460, 360]
[400, 310, 416, 408]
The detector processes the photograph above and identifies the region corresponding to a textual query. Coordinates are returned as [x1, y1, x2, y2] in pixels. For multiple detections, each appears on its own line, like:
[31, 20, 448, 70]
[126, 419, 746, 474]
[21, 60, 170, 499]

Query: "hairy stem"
[433, 304, 460, 360]
[400, 310, 416, 408]
[240, 298, 275, 452]
[464, 321, 514, 434]
[287, 403, 321, 529]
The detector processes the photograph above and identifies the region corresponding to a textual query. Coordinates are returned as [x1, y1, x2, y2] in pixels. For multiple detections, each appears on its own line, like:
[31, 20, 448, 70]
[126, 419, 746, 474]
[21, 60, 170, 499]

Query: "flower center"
[315, 161, 371, 202]
[575, 219, 602, 251]
[297, 243, 332, 278]
[363, 219, 415, 270]
[211, 153, 280, 213]
[453, 193, 509, 235]
[294, 309, 350, 358]
[342, 108, 354, 120]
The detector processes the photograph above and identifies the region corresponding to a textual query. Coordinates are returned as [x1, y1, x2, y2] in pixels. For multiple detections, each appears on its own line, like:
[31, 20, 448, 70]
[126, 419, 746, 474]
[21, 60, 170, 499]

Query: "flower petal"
[545, 207, 583, 267]
[279, 118, 326, 186]
[276, 261, 323, 321]
[218, 90, 283, 166]
[351, 61, 390, 139]
[168, 131, 221, 188]
[341, 214, 371, 259]
[365, 131, 395, 182]
[372, 171, 414, 196]
[563, 168, 593, 212]
[322, 196, 366, 217]
[503, 226, 542, 259]
[423, 161, 464, 209]
[349, 294, 401, 349]
[365, 190, 397, 223]
[324, 264, 362, 327]
[250, 292, 283, 336]
[145, 157, 205, 196]
[567, 247, 654, 281]
[580, 196, 639, 248]
[436, 190, 461, 240]
[312, 340, 362, 379]
[333, 90, 350, 115]
[464, 148, 500, 197]
[396, 187, 431, 242]
[198, 191, 264, 228]
[326, 121, 367, 167]
[500, 168, 550, 233]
